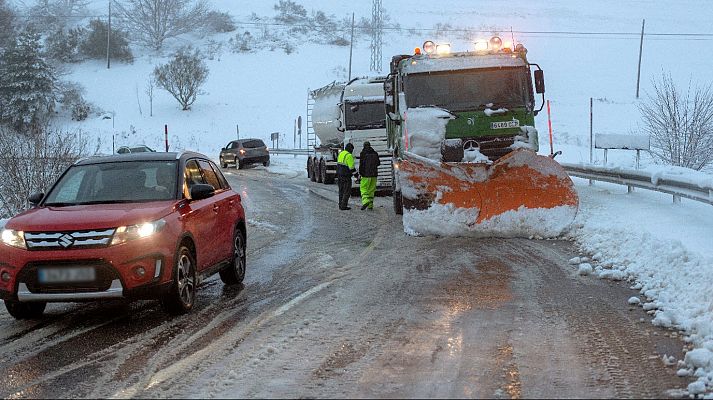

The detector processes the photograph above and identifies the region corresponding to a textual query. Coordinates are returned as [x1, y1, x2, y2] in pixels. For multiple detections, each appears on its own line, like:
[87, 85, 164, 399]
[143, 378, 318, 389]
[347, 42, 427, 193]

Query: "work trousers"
[337, 176, 352, 209]
[360, 177, 377, 208]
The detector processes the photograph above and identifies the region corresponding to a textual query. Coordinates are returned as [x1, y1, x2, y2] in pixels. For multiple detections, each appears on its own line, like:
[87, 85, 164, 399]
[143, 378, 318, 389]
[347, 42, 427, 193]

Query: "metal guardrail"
[268, 148, 311, 155]
[562, 163, 713, 206]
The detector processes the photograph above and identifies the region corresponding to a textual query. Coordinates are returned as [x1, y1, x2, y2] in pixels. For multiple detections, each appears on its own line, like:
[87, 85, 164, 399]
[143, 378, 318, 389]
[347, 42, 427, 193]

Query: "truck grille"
[24, 229, 116, 251]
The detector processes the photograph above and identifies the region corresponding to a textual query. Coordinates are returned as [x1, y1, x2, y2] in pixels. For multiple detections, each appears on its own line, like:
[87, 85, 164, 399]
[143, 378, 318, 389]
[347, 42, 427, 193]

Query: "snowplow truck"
[307, 77, 393, 194]
[386, 38, 578, 237]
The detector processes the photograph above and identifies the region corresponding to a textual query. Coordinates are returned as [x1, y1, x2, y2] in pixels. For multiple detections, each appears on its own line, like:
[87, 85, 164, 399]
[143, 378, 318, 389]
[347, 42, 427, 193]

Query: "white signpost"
[595, 134, 650, 168]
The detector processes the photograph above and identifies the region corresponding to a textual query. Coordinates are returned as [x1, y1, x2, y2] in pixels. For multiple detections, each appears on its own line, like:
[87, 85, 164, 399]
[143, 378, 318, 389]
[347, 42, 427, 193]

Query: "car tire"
[263, 160, 270, 167]
[220, 227, 246, 285]
[161, 245, 197, 315]
[4, 300, 46, 320]
[236, 158, 243, 170]
[221, 157, 227, 168]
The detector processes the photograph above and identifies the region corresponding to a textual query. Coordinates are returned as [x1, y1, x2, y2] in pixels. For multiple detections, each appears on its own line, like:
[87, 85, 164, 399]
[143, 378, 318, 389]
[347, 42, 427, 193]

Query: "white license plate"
[38, 267, 96, 284]
[491, 120, 520, 129]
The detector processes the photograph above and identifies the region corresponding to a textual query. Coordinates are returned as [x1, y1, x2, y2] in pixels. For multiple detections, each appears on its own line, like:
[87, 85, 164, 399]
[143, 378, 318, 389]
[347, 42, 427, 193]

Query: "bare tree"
[639, 72, 713, 171]
[153, 46, 208, 110]
[0, 126, 88, 218]
[145, 77, 155, 117]
[116, 0, 209, 51]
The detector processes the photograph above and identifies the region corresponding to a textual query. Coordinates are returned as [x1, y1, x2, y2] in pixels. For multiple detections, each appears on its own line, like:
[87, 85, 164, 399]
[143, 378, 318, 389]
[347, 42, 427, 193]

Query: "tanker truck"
[306, 77, 392, 193]
[386, 38, 579, 237]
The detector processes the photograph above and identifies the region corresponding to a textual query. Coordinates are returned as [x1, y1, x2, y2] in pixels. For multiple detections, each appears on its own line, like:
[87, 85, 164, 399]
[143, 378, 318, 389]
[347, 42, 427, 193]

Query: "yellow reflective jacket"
[337, 150, 355, 177]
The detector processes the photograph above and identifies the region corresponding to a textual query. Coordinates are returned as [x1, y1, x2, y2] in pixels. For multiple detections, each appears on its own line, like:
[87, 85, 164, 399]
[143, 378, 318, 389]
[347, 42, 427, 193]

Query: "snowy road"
[0, 167, 692, 398]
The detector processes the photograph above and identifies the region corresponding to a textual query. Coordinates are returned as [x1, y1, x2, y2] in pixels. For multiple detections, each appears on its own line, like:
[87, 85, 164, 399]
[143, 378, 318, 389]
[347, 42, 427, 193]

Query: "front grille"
[24, 229, 116, 251]
[18, 261, 119, 294]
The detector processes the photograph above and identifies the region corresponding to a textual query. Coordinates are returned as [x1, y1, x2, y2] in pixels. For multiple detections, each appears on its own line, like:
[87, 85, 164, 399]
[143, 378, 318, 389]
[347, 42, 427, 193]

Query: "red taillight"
[240, 149, 246, 155]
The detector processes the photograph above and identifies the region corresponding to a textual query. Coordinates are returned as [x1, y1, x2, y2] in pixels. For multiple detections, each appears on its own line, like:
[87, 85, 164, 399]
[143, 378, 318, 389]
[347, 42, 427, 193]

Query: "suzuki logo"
[59, 234, 74, 248]
[467, 117, 476, 126]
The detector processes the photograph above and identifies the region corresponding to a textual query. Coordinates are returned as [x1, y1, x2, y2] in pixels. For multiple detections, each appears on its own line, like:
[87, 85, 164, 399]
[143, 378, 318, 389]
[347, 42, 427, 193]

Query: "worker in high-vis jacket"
[336, 143, 357, 210]
[358, 141, 380, 210]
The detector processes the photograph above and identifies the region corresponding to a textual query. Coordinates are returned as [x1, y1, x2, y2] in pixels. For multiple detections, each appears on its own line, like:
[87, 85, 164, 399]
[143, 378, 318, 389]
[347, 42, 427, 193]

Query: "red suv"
[0, 151, 246, 319]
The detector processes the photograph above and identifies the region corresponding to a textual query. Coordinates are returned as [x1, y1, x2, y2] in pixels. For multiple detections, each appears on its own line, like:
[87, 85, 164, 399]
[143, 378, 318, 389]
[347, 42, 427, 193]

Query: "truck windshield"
[344, 101, 386, 130]
[44, 161, 178, 206]
[403, 67, 531, 112]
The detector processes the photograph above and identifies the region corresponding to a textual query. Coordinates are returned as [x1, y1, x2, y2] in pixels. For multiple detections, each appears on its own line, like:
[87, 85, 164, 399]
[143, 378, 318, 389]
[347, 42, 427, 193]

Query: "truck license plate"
[38, 267, 96, 284]
[491, 120, 520, 129]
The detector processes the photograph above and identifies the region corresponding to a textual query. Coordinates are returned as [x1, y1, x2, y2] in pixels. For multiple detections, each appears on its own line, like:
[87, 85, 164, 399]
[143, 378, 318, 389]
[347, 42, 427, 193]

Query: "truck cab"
[385, 38, 545, 163]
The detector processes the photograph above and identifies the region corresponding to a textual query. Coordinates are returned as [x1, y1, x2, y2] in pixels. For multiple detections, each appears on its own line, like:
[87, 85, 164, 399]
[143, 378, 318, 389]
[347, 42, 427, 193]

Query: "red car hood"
[6, 202, 177, 232]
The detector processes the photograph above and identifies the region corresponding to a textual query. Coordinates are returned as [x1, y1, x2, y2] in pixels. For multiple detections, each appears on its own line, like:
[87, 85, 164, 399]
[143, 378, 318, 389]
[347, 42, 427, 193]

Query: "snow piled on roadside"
[568, 179, 713, 396]
[0, 219, 6, 229]
[403, 203, 576, 238]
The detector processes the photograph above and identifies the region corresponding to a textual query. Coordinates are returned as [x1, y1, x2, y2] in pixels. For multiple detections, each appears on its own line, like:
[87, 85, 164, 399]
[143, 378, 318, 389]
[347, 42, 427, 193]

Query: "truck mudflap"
[397, 149, 579, 238]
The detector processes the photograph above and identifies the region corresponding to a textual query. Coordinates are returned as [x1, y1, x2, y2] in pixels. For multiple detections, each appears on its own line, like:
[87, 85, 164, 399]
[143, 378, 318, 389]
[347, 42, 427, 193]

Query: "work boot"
[361, 204, 368, 210]
[340, 206, 351, 210]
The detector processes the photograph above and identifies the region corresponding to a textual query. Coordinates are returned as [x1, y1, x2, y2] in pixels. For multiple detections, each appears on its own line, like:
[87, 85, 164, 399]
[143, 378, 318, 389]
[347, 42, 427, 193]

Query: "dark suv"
[220, 139, 270, 169]
[0, 151, 246, 319]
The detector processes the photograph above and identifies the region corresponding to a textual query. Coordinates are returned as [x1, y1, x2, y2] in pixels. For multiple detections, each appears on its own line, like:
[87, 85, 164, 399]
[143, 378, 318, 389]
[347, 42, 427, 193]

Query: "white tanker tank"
[310, 82, 346, 146]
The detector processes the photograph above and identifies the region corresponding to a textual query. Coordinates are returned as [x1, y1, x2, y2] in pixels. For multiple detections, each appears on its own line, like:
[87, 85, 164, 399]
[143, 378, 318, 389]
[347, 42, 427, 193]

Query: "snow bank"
[403, 203, 577, 238]
[0, 219, 6, 229]
[570, 216, 713, 394]
[404, 107, 454, 160]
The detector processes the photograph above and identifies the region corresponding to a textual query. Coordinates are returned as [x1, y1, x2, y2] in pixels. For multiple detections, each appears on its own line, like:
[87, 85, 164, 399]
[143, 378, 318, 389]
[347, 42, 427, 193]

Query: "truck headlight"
[112, 219, 166, 246]
[1, 229, 26, 249]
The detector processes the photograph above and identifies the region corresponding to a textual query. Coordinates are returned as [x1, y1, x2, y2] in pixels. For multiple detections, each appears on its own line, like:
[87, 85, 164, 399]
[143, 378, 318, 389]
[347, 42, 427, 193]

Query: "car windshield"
[242, 140, 265, 148]
[44, 161, 179, 206]
[344, 101, 386, 130]
[403, 67, 531, 112]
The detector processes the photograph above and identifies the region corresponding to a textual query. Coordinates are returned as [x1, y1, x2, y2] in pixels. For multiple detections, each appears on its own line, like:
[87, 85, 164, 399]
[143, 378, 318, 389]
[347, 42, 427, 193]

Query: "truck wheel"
[236, 158, 243, 170]
[393, 190, 403, 215]
[221, 157, 227, 168]
[308, 158, 316, 182]
[4, 300, 46, 320]
[392, 165, 403, 215]
[161, 245, 196, 315]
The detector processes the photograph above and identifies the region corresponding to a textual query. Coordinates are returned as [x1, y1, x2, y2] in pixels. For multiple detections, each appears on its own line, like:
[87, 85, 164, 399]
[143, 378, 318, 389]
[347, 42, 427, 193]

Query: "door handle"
[213, 205, 220, 213]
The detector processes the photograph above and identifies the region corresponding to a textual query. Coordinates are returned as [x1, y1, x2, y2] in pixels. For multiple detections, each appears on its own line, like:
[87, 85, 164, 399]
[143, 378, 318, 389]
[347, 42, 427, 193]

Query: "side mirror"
[28, 192, 44, 205]
[189, 184, 215, 201]
[534, 70, 545, 94]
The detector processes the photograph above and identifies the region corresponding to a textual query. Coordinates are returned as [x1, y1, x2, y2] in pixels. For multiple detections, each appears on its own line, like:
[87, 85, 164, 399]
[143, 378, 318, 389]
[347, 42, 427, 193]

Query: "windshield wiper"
[44, 202, 79, 207]
[75, 200, 138, 205]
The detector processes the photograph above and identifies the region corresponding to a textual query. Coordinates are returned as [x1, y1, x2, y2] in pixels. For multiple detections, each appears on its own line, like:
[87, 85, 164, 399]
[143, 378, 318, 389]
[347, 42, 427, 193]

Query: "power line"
[4, 13, 713, 39]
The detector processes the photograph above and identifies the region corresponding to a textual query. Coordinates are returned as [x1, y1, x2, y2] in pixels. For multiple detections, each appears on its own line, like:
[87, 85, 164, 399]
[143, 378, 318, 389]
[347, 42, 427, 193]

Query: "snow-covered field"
[5, 0, 713, 396]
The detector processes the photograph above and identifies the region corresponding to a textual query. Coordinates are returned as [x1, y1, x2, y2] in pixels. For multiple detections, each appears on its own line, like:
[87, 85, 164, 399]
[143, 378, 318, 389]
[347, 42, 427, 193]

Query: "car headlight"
[111, 219, 166, 246]
[1, 229, 26, 249]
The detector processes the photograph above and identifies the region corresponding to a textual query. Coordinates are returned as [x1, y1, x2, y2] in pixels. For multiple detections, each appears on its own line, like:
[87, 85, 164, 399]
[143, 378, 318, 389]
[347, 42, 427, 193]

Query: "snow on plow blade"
[399, 149, 579, 238]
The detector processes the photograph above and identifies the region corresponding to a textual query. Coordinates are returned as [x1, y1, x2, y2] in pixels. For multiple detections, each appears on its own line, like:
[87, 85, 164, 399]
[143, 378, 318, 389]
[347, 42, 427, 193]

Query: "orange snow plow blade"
[398, 149, 579, 237]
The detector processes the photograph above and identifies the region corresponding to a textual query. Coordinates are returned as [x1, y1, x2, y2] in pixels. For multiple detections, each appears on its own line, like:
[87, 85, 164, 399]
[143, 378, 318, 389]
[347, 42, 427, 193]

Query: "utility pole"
[107, 0, 111, 69]
[348, 13, 354, 81]
[635, 19, 645, 98]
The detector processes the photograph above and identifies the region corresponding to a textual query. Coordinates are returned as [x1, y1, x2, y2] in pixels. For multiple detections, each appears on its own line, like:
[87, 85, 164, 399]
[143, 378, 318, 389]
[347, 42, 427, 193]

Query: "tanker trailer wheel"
[315, 158, 323, 183]
[307, 157, 314, 180]
[319, 159, 330, 184]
